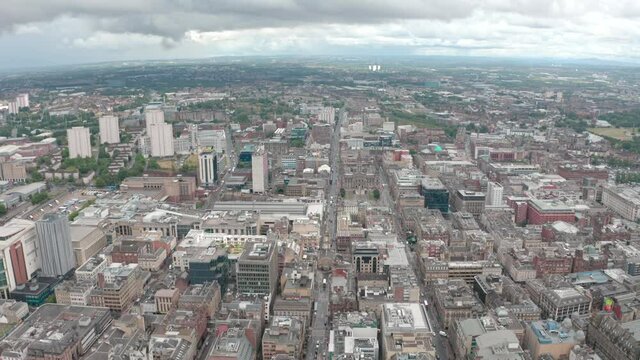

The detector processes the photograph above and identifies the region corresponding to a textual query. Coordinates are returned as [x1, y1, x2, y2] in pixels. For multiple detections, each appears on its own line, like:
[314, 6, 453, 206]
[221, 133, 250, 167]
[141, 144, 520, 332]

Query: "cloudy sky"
[1, 0, 640, 69]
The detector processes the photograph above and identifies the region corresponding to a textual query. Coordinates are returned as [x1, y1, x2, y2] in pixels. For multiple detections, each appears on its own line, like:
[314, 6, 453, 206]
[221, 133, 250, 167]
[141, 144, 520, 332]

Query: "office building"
[187, 247, 230, 290]
[67, 126, 92, 159]
[70, 225, 107, 266]
[602, 186, 640, 221]
[526, 199, 576, 225]
[0, 219, 39, 297]
[352, 243, 382, 274]
[98, 115, 120, 144]
[421, 177, 449, 214]
[198, 150, 218, 187]
[75, 256, 108, 283]
[535, 286, 592, 321]
[90, 263, 147, 312]
[149, 123, 174, 157]
[485, 181, 503, 207]
[252, 145, 268, 193]
[262, 316, 305, 360]
[237, 241, 278, 296]
[35, 213, 75, 277]
[330, 312, 379, 360]
[453, 190, 486, 217]
[434, 279, 485, 329]
[380, 303, 435, 360]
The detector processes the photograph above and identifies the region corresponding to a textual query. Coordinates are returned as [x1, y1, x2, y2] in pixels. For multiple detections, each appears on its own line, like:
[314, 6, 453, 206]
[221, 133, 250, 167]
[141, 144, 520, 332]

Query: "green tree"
[373, 189, 380, 200]
[340, 188, 346, 198]
[148, 159, 161, 169]
[0, 204, 7, 216]
[31, 192, 49, 205]
[29, 170, 45, 182]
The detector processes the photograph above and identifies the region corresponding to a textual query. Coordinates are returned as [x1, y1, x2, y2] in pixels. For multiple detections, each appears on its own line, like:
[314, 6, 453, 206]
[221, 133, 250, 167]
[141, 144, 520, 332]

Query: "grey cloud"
[4, 0, 634, 41]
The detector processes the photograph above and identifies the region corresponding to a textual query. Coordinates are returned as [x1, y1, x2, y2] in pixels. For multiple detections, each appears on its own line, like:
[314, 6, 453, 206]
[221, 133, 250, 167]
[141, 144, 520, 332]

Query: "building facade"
[252, 145, 268, 193]
[67, 126, 92, 159]
[236, 242, 278, 296]
[35, 213, 75, 277]
[98, 115, 120, 144]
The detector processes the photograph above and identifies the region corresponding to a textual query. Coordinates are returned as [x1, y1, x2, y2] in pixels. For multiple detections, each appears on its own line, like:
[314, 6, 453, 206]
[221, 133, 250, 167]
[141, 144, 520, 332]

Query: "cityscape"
[0, 5, 639, 360]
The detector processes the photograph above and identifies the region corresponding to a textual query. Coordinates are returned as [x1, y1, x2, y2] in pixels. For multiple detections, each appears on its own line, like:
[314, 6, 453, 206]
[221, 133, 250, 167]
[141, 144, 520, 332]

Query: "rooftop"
[382, 303, 431, 332]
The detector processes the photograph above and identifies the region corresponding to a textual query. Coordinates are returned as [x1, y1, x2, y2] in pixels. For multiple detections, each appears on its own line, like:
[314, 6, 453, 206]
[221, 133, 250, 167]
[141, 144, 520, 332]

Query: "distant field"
[588, 127, 638, 141]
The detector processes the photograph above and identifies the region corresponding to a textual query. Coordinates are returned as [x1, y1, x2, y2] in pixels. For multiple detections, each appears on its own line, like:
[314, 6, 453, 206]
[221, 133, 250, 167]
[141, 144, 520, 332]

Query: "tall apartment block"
[98, 115, 120, 144]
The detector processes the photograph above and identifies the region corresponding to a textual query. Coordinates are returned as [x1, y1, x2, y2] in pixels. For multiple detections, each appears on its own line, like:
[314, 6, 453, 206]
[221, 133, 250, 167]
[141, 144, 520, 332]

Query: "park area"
[588, 127, 638, 141]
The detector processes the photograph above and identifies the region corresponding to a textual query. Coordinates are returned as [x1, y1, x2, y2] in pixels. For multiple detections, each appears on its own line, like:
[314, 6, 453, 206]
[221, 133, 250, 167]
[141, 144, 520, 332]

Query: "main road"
[306, 108, 346, 359]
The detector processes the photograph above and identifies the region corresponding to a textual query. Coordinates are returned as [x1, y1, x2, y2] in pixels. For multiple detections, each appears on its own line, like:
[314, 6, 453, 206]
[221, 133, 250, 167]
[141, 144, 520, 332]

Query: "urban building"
[70, 224, 107, 266]
[54, 280, 94, 306]
[120, 175, 196, 202]
[155, 288, 180, 314]
[98, 115, 120, 144]
[587, 314, 640, 360]
[602, 186, 640, 221]
[0, 219, 38, 297]
[89, 263, 148, 312]
[149, 122, 175, 157]
[207, 319, 260, 360]
[525, 319, 582, 360]
[67, 126, 92, 158]
[527, 199, 576, 225]
[352, 243, 382, 274]
[329, 312, 379, 360]
[534, 286, 592, 321]
[145, 108, 165, 133]
[75, 256, 108, 283]
[179, 282, 221, 318]
[237, 241, 278, 296]
[198, 149, 218, 187]
[262, 316, 305, 360]
[187, 247, 230, 290]
[15, 93, 29, 108]
[380, 303, 435, 360]
[434, 279, 485, 329]
[421, 177, 450, 214]
[485, 181, 504, 207]
[35, 213, 75, 277]
[0, 304, 112, 359]
[453, 190, 486, 217]
[252, 145, 268, 193]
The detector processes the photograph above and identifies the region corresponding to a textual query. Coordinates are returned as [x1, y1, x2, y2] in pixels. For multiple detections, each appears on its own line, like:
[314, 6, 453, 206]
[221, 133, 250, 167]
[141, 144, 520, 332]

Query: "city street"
[306, 108, 345, 359]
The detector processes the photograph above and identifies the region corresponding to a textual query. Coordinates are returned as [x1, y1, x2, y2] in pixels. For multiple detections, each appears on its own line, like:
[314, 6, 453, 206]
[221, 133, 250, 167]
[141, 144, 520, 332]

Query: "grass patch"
[588, 127, 638, 141]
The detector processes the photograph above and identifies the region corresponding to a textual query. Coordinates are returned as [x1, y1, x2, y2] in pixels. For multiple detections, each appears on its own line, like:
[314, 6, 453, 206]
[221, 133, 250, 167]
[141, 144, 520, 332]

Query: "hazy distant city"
[0, 8, 640, 360]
